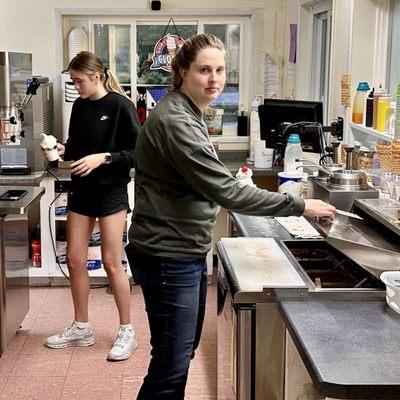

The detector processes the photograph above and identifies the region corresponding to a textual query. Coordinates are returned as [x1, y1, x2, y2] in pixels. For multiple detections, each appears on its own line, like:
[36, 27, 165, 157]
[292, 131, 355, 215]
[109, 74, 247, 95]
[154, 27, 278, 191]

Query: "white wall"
[0, 0, 287, 140]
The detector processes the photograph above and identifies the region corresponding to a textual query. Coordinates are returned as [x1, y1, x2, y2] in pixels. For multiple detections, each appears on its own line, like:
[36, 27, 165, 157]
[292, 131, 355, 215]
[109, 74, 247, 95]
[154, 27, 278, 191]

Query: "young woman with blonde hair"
[45, 51, 140, 361]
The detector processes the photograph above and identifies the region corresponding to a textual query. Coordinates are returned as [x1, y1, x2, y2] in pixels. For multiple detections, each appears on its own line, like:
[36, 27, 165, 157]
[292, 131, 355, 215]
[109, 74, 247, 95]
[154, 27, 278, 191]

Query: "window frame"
[310, 5, 332, 124]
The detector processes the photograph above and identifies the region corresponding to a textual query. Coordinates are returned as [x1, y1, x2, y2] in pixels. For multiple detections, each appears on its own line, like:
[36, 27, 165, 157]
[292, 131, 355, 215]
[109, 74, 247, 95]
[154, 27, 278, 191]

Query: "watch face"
[105, 154, 112, 164]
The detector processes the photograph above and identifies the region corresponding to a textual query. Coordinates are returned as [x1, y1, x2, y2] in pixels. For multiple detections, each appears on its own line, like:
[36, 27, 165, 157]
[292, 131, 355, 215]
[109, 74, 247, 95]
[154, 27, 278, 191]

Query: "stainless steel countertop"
[0, 186, 44, 214]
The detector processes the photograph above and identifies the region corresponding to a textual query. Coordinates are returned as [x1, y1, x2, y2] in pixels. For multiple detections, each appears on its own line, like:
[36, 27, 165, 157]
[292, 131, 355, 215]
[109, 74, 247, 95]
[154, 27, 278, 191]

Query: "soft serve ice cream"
[41, 133, 59, 161]
[235, 165, 255, 186]
[166, 35, 177, 57]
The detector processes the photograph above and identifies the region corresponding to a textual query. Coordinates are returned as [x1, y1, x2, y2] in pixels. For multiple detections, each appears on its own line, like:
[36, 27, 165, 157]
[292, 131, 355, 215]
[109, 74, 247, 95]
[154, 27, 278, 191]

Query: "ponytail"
[104, 69, 131, 100]
[69, 51, 132, 101]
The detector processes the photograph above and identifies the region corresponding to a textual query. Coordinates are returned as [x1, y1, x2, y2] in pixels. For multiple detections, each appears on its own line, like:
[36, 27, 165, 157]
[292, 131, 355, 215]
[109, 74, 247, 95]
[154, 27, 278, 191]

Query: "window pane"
[94, 24, 131, 91]
[94, 24, 109, 67]
[388, 0, 400, 97]
[136, 24, 197, 85]
[115, 26, 131, 85]
[204, 24, 240, 126]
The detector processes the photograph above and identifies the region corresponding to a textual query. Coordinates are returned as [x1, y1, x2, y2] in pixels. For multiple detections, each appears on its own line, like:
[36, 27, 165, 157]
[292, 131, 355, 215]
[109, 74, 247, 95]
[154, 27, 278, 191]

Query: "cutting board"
[220, 237, 306, 292]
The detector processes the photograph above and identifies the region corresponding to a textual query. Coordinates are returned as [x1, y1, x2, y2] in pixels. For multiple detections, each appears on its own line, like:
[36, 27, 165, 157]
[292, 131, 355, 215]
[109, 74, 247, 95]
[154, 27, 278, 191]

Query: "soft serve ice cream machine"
[0, 52, 46, 174]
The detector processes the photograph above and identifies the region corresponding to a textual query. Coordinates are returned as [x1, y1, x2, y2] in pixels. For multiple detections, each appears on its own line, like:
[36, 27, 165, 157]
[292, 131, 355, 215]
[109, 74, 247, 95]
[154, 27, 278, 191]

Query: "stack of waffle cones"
[376, 140, 400, 173]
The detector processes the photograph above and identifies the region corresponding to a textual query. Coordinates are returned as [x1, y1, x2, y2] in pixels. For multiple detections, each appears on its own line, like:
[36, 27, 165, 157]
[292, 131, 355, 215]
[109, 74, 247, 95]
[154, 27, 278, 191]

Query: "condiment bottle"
[352, 82, 370, 124]
[377, 95, 393, 132]
[373, 84, 386, 129]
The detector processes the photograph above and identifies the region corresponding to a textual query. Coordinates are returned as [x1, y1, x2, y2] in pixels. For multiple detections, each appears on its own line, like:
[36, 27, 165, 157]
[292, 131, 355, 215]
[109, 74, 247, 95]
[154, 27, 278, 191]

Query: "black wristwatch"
[105, 152, 112, 164]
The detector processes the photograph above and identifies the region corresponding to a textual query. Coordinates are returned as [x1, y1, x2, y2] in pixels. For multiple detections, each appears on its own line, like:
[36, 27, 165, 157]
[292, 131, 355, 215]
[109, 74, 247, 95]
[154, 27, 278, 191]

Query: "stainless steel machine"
[0, 186, 43, 354]
[307, 169, 379, 211]
[0, 52, 47, 174]
[218, 201, 400, 399]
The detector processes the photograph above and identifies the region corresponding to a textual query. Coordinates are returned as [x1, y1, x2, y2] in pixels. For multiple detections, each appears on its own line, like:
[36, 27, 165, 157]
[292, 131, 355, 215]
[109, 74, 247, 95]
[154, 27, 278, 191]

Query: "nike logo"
[100, 115, 109, 121]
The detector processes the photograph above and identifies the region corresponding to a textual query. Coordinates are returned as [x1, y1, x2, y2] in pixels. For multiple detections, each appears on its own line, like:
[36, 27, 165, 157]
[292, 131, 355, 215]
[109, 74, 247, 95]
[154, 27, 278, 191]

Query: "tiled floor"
[0, 281, 217, 400]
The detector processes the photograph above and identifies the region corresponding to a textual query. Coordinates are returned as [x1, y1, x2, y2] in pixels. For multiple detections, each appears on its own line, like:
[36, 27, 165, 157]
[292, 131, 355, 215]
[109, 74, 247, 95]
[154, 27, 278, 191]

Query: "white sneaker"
[107, 328, 137, 361]
[45, 321, 95, 349]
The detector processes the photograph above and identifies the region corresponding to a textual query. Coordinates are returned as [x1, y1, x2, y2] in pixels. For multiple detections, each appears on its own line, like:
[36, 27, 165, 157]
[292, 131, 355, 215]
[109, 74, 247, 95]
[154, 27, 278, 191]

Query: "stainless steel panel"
[0, 213, 29, 353]
[218, 262, 237, 400]
[238, 308, 252, 400]
[308, 176, 379, 211]
[256, 303, 285, 400]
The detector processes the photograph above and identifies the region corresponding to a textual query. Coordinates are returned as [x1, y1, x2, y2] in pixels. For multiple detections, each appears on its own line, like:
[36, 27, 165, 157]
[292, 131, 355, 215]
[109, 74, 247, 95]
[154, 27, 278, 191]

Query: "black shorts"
[67, 185, 130, 217]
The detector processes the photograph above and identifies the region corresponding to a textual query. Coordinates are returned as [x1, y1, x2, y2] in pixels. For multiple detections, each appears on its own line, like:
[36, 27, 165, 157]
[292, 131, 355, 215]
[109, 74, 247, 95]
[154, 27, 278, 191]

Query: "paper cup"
[45, 148, 59, 162]
[254, 140, 274, 168]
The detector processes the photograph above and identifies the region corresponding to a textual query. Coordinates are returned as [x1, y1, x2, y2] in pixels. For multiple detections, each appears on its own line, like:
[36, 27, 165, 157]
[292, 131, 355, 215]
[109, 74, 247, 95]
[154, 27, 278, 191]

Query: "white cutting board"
[220, 237, 306, 291]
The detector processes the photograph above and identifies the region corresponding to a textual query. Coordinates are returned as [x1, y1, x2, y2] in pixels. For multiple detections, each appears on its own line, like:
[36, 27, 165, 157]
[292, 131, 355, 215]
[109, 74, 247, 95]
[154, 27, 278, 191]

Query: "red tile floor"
[0, 281, 217, 400]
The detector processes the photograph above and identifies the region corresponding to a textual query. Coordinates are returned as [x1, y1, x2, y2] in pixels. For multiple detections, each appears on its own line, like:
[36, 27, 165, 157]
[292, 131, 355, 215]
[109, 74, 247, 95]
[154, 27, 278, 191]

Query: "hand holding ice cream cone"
[40, 133, 62, 162]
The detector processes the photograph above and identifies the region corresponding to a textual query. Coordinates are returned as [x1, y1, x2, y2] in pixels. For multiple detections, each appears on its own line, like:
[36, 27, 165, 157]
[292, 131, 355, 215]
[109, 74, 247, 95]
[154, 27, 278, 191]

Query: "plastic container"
[249, 97, 262, 162]
[87, 240, 102, 270]
[380, 271, 400, 315]
[373, 85, 386, 129]
[365, 89, 374, 127]
[254, 140, 274, 169]
[31, 239, 41, 268]
[284, 134, 303, 174]
[385, 101, 396, 136]
[371, 152, 381, 187]
[352, 82, 370, 124]
[278, 172, 303, 198]
[376, 95, 393, 132]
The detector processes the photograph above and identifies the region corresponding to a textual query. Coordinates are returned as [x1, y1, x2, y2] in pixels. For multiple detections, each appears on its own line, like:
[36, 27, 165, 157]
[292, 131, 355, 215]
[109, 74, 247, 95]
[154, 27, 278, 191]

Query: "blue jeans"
[126, 244, 207, 400]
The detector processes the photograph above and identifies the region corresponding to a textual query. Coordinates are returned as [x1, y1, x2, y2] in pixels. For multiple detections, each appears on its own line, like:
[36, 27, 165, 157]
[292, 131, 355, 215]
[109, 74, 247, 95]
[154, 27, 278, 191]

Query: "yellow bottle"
[377, 95, 393, 132]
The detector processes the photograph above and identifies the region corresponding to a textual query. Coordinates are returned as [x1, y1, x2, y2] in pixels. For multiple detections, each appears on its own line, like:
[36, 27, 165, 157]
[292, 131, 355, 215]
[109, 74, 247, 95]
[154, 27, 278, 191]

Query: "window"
[310, 2, 332, 124]
[204, 24, 240, 127]
[387, 0, 400, 97]
[65, 15, 250, 135]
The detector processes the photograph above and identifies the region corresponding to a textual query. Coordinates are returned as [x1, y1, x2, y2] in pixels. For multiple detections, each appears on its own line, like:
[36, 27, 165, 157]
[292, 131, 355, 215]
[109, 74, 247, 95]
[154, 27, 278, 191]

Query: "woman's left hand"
[70, 153, 105, 176]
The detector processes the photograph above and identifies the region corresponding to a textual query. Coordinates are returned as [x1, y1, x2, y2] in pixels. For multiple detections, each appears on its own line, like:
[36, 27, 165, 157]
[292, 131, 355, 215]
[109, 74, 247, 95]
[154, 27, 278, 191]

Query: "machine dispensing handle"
[344, 147, 354, 170]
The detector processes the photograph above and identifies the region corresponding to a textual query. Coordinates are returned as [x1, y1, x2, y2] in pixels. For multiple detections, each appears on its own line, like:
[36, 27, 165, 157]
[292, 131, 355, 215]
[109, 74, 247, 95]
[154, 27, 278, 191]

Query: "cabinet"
[29, 175, 134, 285]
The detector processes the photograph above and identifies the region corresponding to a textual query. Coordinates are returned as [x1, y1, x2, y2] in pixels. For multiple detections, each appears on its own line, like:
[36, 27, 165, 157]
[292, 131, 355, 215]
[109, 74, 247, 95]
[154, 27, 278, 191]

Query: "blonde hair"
[171, 33, 226, 90]
[68, 51, 130, 99]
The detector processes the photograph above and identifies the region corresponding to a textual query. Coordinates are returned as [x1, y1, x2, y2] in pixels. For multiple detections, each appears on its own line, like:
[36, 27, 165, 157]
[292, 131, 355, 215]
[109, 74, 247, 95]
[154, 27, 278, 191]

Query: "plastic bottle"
[248, 97, 261, 162]
[385, 101, 396, 136]
[365, 89, 374, 127]
[371, 151, 381, 188]
[31, 239, 41, 268]
[373, 85, 386, 129]
[377, 95, 393, 132]
[394, 84, 400, 140]
[284, 133, 303, 174]
[352, 82, 370, 124]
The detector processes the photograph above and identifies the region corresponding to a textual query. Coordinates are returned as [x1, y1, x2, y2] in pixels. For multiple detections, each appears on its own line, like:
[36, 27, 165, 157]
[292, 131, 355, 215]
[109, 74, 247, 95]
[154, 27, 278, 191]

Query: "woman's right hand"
[56, 143, 65, 156]
[303, 199, 336, 219]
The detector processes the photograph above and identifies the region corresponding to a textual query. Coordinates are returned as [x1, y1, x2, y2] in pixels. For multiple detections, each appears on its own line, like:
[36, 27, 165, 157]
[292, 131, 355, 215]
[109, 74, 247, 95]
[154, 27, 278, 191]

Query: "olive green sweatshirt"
[129, 90, 305, 258]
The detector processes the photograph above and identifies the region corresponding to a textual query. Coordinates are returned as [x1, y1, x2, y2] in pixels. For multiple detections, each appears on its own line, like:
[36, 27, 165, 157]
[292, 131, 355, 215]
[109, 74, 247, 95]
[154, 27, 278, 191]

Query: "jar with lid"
[352, 82, 370, 124]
